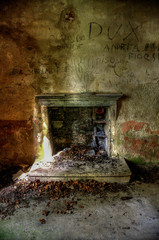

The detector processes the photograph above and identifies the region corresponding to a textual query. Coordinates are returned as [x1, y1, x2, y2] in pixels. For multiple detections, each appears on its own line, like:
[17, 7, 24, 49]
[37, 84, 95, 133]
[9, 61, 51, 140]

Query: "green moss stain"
[117, 138, 121, 146]
[126, 155, 146, 165]
[0, 227, 17, 240]
[35, 144, 44, 162]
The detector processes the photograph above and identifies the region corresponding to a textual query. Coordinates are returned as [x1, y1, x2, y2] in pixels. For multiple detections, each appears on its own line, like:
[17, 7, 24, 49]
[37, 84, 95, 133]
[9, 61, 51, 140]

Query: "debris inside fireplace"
[52, 144, 110, 163]
[49, 106, 108, 158]
[48, 106, 109, 165]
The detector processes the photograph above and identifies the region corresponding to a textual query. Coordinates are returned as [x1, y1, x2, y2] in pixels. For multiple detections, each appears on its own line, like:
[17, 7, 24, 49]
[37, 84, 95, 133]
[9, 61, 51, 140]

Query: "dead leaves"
[39, 218, 46, 224]
[78, 205, 84, 208]
[54, 145, 108, 162]
[42, 210, 50, 216]
[0, 179, 128, 221]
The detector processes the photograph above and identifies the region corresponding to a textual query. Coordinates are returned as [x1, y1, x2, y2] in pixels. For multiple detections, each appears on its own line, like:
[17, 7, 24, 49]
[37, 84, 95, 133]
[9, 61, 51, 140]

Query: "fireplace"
[34, 93, 123, 161]
[30, 93, 131, 183]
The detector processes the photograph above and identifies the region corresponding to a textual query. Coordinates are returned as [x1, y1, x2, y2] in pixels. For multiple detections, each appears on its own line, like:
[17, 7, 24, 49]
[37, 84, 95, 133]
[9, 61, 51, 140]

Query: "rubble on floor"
[0, 179, 159, 240]
[0, 179, 128, 220]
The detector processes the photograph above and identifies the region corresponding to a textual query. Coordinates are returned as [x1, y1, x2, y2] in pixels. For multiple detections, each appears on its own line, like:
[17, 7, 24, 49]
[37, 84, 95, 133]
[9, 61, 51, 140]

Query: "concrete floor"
[0, 180, 159, 240]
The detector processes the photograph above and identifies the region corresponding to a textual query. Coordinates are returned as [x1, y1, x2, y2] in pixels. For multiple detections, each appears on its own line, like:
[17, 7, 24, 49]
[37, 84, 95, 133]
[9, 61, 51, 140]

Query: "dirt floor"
[0, 175, 159, 240]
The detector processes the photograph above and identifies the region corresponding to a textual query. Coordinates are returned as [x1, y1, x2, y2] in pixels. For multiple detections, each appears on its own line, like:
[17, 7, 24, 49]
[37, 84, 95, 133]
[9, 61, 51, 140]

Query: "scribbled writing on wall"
[89, 21, 139, 41]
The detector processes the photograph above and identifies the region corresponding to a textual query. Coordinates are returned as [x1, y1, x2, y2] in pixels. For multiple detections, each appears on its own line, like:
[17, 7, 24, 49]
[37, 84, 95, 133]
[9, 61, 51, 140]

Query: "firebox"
[48, 107, 108, 156]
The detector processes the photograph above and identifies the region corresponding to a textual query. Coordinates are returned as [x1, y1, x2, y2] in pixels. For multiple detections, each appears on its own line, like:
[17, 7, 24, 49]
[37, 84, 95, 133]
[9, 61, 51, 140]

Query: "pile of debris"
[53, 144, 108, 162]
[0, 179, 129, 221]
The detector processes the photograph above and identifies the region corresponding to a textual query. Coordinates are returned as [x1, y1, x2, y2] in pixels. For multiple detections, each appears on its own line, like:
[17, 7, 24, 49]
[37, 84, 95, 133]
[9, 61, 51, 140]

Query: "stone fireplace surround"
[34, 92, 123, 159]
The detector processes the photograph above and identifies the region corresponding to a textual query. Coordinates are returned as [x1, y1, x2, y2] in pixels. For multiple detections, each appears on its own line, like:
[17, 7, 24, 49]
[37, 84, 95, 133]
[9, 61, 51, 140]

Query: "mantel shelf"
[36, 93, 123, 107]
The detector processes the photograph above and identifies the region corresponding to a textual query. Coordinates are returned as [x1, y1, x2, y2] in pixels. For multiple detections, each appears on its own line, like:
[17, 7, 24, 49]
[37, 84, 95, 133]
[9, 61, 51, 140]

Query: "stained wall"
[0, 0, 159, 170]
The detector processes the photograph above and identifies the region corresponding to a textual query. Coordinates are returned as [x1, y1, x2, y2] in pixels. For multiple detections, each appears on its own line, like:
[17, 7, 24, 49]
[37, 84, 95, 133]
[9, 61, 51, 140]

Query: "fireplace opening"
[48, 106, 108, 157]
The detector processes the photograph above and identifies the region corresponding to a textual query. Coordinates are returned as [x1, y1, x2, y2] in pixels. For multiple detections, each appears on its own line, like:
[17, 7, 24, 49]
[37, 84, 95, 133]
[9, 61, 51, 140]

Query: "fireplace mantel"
[36, 93, 123, 107]
[34, 93, 123, 159]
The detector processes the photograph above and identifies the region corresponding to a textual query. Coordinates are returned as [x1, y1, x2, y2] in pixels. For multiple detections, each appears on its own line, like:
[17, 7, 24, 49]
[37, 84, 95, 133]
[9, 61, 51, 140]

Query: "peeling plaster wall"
[0, 0, 159, 169]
